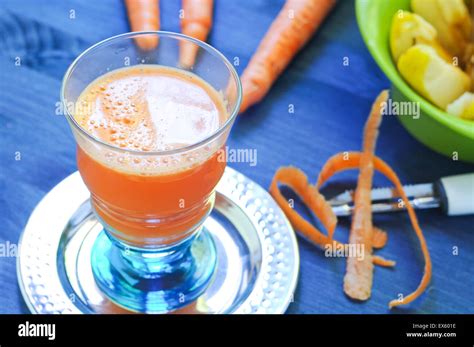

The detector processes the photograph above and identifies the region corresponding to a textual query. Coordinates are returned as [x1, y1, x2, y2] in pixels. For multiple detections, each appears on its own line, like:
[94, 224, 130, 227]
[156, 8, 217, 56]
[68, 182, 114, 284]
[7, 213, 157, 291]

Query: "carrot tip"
[135, 36, 159, 51]
[373, 255, 396, 267]
[180, 19, 211, 67]
[179, 41, 199, 68]
[389, 300, 400, 309]
[124, 0, 160, 51]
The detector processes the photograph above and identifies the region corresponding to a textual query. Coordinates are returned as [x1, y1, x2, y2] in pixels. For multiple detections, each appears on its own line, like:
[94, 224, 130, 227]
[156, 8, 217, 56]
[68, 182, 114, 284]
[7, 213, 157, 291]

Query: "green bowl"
[356, 0, 474, 162]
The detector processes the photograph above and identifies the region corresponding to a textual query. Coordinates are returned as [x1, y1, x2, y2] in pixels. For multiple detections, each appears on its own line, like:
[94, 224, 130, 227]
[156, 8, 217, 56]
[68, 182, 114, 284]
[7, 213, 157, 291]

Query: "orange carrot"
[343, 90, 388, 301]
[239, 0, 336, 113]
[124, 0, 160, 50]
[180, 0, 214, 67]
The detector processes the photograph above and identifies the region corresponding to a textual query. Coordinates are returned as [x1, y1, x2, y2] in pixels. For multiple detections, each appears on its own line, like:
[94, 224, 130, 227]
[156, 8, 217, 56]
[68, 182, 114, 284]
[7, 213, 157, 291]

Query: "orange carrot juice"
[73, 65, 228, 246]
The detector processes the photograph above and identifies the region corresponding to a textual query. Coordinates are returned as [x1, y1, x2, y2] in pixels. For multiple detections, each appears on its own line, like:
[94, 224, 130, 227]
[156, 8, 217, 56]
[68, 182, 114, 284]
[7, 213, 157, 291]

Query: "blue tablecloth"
[1, 0, 473, 314]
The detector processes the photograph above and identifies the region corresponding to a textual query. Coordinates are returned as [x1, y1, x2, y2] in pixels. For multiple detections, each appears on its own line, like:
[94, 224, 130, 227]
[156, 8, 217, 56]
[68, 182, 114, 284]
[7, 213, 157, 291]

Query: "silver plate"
[18, 167, 299, 314]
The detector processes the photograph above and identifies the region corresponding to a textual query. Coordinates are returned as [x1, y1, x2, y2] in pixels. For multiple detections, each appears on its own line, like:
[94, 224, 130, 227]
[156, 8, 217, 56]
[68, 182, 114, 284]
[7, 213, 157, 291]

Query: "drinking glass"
[61, 32, 241, 313]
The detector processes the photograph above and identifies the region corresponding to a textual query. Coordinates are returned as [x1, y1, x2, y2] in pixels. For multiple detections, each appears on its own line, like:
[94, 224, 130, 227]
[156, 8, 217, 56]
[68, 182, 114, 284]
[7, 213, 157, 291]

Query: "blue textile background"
[0, 0, 473, 314]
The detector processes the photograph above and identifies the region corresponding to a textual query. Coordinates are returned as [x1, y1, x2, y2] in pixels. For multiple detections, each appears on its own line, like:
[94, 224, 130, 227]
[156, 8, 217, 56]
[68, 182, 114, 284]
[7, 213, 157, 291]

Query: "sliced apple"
[447, 92, 474, 120]
[398, 44, 471, 109]
[411, 0, 471, 58]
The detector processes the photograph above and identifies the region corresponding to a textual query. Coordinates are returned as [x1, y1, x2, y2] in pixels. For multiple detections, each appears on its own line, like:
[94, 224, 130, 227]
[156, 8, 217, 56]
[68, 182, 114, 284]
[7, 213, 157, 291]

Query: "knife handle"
[435, 173, 474, 216]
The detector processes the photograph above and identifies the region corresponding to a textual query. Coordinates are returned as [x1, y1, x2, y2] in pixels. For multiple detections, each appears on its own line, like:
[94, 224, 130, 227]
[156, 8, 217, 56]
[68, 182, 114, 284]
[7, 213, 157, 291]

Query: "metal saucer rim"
[17, 167, 299, 314]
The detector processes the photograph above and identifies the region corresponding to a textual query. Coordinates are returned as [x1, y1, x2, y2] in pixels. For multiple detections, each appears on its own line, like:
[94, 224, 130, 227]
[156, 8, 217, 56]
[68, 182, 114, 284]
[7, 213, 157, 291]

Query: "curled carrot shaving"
[314, 151, 432, 308]
[343, 90, 388, 301]
[270, 170, 390, 252]
[373, 255, 396, 267]
[378, 160, 432, 308]
[372, 227, 388, 249]
[270, 92, 431, 308]
[269, 166, 338, 248]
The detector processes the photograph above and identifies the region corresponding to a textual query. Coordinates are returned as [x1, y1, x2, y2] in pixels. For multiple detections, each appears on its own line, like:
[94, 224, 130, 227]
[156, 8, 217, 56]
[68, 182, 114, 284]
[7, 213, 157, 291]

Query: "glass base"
[19, 169, 299, 314]
[91, 227, 217, 313]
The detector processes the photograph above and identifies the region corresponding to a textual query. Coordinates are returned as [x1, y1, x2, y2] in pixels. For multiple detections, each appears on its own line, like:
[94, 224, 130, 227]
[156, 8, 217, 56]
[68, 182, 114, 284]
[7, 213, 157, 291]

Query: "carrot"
[269, 166, 338, 248]
[239, 0, 336, 113]
[342, 90, 388, 301]
[180, 0, 214, 68]
[124, 0, 160, 51]
[313, 151, 432, 308]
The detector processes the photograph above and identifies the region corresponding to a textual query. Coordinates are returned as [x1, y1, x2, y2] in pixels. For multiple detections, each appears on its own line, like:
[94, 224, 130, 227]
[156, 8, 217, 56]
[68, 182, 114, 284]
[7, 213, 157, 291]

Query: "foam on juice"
[73, 65, 228, 174]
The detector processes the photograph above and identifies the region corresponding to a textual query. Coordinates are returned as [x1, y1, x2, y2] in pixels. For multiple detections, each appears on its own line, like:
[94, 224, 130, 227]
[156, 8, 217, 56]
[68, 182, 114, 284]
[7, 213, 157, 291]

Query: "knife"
[328, 173, 474, 217]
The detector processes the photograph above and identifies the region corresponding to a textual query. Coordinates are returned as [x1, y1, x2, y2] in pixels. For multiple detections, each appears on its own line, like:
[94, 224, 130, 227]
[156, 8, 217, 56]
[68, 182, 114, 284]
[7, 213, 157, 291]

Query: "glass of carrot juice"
[61, 32, 242, 313]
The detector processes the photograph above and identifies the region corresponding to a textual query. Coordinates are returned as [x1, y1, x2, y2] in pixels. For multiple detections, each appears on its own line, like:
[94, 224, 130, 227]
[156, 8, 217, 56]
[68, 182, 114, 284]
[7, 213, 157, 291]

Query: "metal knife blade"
[328, 183, 440, 216]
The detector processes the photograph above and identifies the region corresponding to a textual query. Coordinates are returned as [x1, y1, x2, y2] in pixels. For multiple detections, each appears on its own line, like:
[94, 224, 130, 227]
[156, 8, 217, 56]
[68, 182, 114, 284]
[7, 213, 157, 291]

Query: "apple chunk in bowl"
[356, 0, 474, 163]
